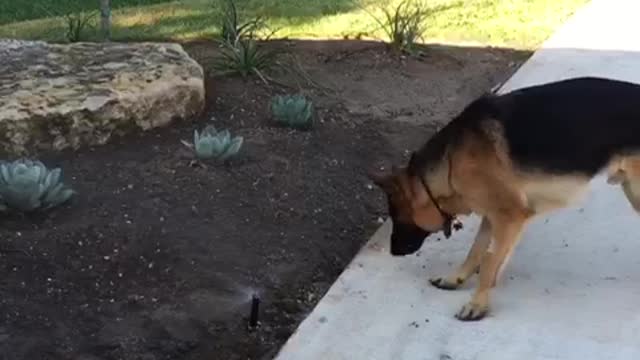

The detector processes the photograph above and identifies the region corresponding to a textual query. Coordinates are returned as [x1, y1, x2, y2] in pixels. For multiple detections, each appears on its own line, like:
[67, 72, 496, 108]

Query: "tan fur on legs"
[608, 171, 640, 211]
[430, 216, 491, 290]
[456, 212, 529, 321]
[621, 181, 640, 212]
[607, 155, 640, 212]
[437, 130, 535, 320]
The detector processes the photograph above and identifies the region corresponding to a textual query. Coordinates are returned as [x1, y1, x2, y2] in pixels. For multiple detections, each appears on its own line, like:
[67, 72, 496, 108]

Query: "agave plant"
[219, 0, 265, 44]
[271, 94, 314, 130]
[213, 37, 279, 80]
[364, 0, 431, 54]
[182, 125, 243, 160]
[0, 159, 74, 212]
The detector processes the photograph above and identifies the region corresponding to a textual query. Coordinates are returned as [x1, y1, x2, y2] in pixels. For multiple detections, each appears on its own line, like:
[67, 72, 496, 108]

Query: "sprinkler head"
[249, 294, 260, 329]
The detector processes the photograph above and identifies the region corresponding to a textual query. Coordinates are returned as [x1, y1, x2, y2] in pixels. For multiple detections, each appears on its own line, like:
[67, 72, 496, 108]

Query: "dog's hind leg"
[607, 156, 640, 212]
[621, 179, 640, 212]
[429, 216, 491, 290]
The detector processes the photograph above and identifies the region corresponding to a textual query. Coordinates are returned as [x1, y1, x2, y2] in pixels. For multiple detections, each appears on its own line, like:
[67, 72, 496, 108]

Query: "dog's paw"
[455, 301, 489, 321]
[429, 276, 464, 290]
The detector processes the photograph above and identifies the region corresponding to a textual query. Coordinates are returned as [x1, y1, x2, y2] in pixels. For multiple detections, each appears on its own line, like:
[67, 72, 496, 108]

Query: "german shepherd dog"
[369, 77, 640, 321]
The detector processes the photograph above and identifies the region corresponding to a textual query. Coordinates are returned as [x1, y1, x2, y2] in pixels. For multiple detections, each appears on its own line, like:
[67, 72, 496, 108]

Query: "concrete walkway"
[274, 1, 640, 359]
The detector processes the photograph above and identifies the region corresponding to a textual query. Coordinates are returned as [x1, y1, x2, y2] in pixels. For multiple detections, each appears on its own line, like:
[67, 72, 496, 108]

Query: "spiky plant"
[271, 94, 314, 130]
[219, 0, 265, 44]
[0, 159, 74, 213]
[182, 125, 243, 160]
[64, 10, 97, 42]
[212, 0, 280, 81]
[367, 0, 430, 53]
[36, 0, 97, 42]
[213, 37, 279, 80]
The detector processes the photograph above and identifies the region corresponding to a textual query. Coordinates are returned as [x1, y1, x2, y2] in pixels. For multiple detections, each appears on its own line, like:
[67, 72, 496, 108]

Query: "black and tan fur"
[369, 77, 640, 321]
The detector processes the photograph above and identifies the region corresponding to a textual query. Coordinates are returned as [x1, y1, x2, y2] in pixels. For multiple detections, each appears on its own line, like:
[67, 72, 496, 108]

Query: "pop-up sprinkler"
[248, 293, 260, 329]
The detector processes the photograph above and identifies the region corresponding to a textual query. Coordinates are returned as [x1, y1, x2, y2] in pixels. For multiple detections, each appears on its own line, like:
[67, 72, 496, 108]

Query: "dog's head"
[369, 165, 455, 256]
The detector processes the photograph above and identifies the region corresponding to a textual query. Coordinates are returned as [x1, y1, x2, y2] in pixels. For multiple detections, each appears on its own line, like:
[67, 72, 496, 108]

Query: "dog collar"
[417, 175, 458, 238]
[408, 152, 463, 238]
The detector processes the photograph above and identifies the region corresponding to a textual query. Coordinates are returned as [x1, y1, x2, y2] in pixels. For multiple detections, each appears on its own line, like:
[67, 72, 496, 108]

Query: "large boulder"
[0, 39, 205, 155]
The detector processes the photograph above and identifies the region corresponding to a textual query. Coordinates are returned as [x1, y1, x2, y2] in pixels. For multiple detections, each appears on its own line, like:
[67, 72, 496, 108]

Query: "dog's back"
[411, 77, 640, 214]
[491, 77, 640, 177]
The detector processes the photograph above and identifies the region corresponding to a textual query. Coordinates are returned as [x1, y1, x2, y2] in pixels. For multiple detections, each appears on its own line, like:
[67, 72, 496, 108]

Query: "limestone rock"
[0, 39, 205, 155]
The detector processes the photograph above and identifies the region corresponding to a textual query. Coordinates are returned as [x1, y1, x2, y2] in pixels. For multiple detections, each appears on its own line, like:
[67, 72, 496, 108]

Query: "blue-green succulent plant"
[0, 159, 74, 212]
[183, 125, 243, 160]
[271, 94, 314, 130]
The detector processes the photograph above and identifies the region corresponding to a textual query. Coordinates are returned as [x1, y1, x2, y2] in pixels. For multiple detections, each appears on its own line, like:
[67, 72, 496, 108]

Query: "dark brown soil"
[0, 40, 530, 360]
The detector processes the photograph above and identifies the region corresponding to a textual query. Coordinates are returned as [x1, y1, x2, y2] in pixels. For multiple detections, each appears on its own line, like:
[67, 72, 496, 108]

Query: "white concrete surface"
[274, 1, 640, 359]
[501, 0, 640, 88]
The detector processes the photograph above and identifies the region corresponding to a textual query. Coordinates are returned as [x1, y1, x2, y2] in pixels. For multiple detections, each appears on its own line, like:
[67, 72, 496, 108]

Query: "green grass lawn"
[0, 0, 590, 49]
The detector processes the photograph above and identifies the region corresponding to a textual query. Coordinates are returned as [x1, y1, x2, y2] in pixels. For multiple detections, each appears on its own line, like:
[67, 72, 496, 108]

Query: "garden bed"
[0, 39, 529, 360]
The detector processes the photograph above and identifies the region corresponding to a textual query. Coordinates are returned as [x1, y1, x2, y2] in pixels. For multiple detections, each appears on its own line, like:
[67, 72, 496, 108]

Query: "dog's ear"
[407, 151, 419, 176]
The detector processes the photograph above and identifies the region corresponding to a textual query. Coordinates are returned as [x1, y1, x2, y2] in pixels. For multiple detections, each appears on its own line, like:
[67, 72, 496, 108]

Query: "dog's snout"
[389, 222, 430, 256]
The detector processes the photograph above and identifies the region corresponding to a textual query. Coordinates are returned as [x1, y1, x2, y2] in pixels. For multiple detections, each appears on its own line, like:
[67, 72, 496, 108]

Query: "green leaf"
[43, 182, 73, 208]
[219, 130, 231, 145]
[202, 125, 218, 137]
[190, 124, 243, 161]
[43, 182, 63, 204]
[211, 137, 224, 154]
[195, 138, 214, 158]
[220, 136, 243, 160]
[0, 163, 10, 184]
[0, 158, 73, 212]
[58, 188, 74, 204]
[10, 162, 26, 180]
[44, 168, 62, 189]
[35, 161, 48, 183]
[271, 94, 313, 129]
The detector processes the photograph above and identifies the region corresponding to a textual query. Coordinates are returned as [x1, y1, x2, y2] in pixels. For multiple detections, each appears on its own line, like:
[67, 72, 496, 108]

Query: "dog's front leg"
[455, 212, 529, 321]
[430, 216, 492, 290]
